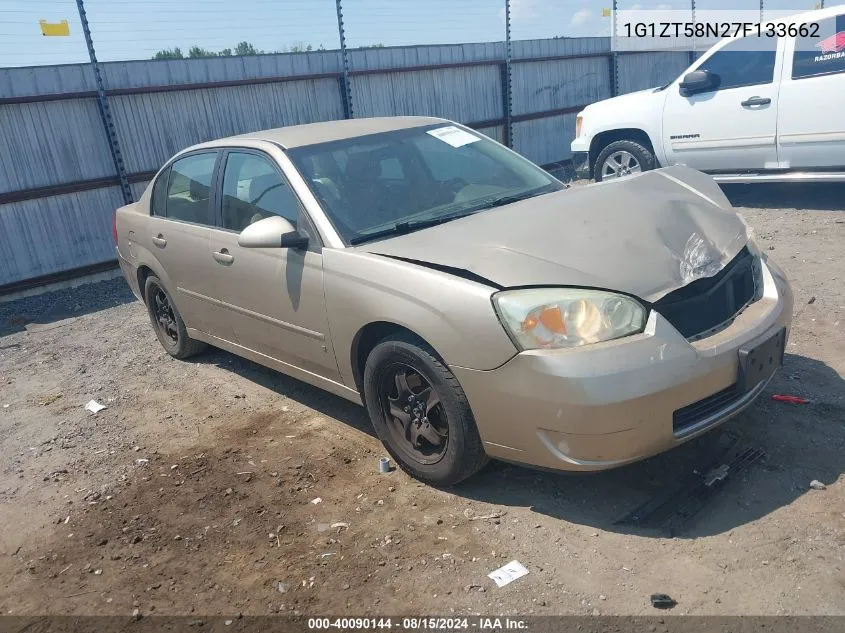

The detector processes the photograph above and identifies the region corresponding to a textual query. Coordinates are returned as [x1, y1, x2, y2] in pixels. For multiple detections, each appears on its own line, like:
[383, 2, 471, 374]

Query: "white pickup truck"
[571, 6, 845, 183]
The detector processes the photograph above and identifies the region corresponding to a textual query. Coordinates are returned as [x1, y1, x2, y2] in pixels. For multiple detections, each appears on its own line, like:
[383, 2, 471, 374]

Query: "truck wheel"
[144, 275, 207, 360]
[594, 140, 655, 181]
[363, 333, 488, 487]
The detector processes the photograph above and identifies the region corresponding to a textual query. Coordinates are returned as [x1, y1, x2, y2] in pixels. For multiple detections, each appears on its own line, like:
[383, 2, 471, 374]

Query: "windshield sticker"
[426, 126, 481, 148]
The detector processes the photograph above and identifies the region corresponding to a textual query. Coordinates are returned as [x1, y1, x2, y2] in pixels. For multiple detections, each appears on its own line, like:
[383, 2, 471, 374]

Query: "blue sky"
[0, 0, 829, 67]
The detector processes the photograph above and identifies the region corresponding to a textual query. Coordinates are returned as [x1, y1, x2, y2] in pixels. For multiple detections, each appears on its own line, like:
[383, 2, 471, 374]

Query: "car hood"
[360, 166, 750, 303]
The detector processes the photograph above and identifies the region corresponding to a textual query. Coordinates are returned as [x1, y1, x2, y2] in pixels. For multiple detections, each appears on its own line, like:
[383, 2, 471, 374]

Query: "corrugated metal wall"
[0, 41, 688, 288]
[110, 79, 345, 174]
[0, 187, 124, 285]
[0, 99, 115, 193]
[351, 66, 503, 121]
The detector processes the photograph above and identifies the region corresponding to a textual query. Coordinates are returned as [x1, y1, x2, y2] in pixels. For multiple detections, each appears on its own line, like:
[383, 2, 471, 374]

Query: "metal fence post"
[610, 0, 619, 97]
[503, 0, 513, 147]
[335, 0, 354, 119]
[689, 0, 697, 66]
[75, 0, 132, 205]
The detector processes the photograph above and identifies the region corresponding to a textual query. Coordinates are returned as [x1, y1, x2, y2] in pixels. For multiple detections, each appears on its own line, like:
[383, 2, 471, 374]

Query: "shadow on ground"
[197, 346, 375, 439]
[457, 352, 845, 538]
[721, 182, 845, 211]
[193, 343, 845, 540]
[0, 277, 135, 337]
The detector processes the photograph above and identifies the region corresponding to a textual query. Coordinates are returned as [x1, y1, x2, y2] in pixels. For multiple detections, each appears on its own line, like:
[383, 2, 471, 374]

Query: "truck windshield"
[287, 124, 563, 245]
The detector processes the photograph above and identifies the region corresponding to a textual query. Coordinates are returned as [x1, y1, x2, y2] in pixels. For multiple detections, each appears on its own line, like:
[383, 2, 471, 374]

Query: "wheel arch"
[350, 321, 444, 398]
[589, 128, 657, 177]
[133, 258, 180, 311]
[137, 265, 155, 304]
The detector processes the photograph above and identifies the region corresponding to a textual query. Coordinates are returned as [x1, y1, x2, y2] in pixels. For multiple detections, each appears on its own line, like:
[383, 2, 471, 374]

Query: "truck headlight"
[575, 115, 583, 138]
[493, 288, 647, 350]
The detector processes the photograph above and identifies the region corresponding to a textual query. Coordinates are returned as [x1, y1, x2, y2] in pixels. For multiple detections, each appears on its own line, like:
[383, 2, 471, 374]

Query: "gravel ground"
[0, 183, 843, 617]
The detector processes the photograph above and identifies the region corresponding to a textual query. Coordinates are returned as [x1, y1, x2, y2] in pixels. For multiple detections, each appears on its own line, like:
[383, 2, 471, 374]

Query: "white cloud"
[570, 8, 593, 28]
[510, 0, 540, 20]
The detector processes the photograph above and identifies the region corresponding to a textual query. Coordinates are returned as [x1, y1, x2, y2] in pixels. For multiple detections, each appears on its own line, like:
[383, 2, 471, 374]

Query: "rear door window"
[792, 15, 845, 79]
[165, 153, 217, 225]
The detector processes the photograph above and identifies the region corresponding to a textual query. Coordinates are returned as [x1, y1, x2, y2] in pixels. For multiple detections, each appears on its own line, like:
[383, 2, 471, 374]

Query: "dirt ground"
[0, 183, 843, 617]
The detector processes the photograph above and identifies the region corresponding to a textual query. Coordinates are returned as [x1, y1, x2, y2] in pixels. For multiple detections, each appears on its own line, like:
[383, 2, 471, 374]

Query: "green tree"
[153, 40, 332, 60]
[152, 41, 263, 60]
[234, 41, 263, 56]
[153, 47, 184, 60]
[187, 46, 218, 58]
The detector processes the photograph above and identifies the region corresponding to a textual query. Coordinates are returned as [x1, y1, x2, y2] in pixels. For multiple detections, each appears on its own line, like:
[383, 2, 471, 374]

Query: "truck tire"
[594, 139, 656, 182]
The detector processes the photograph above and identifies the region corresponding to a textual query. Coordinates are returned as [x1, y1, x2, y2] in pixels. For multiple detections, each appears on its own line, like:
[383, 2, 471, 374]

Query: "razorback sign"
[815, 31, 845, 54]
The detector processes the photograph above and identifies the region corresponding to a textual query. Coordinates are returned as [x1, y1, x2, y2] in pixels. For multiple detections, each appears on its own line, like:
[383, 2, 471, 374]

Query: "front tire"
[594, 139, 655, 181]
[143, 274, 206, 360]
[363, 333, 488, 486]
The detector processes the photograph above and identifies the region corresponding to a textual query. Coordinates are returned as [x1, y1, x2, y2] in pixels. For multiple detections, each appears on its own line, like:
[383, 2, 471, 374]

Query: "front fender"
[579, 90, 669, 165]
[323, 249, 518, 389]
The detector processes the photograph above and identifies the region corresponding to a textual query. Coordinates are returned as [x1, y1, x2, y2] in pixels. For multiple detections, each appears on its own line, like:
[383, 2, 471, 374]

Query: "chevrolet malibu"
[115, 116, 793, 486]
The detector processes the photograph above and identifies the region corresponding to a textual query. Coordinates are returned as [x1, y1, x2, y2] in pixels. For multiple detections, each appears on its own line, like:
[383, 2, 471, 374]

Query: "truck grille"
[654, 247, 760, 340]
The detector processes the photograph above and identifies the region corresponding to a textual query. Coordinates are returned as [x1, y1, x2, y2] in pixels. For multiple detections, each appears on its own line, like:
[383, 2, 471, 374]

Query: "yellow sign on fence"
[39, 20, 70, 37]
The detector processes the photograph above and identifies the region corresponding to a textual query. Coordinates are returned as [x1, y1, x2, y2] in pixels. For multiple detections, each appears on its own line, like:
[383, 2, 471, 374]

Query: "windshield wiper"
[469, 186, 555, 212]
[349, 186, 557, 245]
[349, 210, 478, 245]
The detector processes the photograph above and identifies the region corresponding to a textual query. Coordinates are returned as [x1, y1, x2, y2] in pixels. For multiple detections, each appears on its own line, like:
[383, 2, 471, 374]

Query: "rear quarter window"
[151, 167, 169, 216]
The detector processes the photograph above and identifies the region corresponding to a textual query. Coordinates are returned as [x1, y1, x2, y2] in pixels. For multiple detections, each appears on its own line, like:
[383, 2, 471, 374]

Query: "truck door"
[776, 13, 845, 169]
[662, 35, 782, 172]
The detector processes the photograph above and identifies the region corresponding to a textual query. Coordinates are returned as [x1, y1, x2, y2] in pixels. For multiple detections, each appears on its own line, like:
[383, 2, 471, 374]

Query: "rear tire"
[594, 139, 655, 182]
[363, 333, 488, 486]
[143, 274, 206, 360]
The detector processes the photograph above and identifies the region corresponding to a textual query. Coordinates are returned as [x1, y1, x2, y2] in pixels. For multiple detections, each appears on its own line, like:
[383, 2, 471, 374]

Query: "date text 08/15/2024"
[307, 617, 529, 630]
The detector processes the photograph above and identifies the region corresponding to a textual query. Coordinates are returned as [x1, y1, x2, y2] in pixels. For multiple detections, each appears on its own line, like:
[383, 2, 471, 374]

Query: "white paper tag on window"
[426, 125, 481, 148]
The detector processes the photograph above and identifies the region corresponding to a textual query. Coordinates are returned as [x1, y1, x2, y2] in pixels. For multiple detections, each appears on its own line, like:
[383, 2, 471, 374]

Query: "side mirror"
[237, 215, 308, 249]
[679, 69, 713, 96]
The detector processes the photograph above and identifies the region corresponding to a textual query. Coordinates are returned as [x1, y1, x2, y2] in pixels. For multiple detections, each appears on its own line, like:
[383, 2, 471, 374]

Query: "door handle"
[741, 96, 771, 107]
[212, 248, 234, 265]
[151, 234, 167, 248]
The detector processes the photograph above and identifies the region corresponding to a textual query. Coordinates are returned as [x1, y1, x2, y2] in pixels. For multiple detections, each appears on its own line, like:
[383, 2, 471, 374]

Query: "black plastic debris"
[615, 438, 766, 535]
[650, 593, 677, 609]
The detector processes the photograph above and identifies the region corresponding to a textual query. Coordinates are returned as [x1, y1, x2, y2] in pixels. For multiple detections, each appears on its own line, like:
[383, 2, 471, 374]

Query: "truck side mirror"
[679, 69, 714, 96]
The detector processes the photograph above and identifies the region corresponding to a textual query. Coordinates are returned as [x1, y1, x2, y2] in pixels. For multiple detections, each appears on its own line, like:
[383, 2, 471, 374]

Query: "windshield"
[286, 124, 563, 245]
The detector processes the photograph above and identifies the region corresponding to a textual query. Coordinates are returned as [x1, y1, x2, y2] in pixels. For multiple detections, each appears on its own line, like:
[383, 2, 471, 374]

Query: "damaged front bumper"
[451, 258, 793, 472]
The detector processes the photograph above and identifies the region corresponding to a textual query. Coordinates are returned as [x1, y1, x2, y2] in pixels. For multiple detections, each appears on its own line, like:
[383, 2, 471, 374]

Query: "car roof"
[189, 116, 447, 151]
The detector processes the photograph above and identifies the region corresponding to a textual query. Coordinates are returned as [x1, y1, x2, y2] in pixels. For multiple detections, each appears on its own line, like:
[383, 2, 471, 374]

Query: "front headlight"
[575, 115, 583, 138]
[745, 239, 765, 301]
[493, 288, 647, 350]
